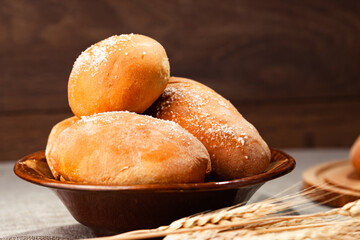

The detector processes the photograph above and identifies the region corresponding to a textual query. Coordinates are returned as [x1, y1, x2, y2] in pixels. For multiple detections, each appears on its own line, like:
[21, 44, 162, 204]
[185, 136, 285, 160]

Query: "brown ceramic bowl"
[14, 149, 295, 235]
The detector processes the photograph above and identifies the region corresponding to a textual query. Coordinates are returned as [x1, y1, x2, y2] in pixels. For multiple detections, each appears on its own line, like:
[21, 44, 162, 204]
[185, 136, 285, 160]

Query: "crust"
[68, 34, 170, 117]
[151, 77, 271, 180]
[45, 111, 210, 185]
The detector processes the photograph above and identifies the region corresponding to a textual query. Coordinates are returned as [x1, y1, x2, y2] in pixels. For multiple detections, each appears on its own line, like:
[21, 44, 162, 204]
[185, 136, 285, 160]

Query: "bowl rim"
[14, 148, 295, 192]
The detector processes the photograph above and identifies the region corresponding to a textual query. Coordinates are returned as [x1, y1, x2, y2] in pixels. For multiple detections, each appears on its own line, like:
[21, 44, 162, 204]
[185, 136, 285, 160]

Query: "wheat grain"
[83, 191, 360, 240]
[165, 220, 360, 240]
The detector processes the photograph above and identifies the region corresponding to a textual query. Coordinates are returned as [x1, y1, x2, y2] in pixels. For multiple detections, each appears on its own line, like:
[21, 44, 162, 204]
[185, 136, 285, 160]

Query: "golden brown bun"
[45, 111, 210, 185]
[350, 136, 360, 173]
[68, 34, 170, 117]
[149, 77, 271, 180]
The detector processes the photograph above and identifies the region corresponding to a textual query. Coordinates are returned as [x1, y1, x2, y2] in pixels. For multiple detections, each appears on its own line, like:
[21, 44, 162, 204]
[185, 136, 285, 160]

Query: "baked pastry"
[148, 77, 271, 180]
[350, 136, 360, 173]
[68, 34, 170, 117]
[45, 111, 210, 185]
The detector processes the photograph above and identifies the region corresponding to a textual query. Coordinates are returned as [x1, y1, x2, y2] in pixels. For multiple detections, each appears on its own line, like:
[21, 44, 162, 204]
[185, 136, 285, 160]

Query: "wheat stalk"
[165, 184, 336, 231]
[162, 200, 360, 240]
[166, 220, 360, 240]
[84, 190, 360, 240]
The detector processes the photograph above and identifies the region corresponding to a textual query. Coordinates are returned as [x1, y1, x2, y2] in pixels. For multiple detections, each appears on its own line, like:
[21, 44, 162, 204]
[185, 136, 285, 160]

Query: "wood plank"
[0, 0, 360, 111]
[1, 0, 359, 157]
[1, 99, 358, 161]
[0, 111, 73, 161]
[238, 99, 360, 148]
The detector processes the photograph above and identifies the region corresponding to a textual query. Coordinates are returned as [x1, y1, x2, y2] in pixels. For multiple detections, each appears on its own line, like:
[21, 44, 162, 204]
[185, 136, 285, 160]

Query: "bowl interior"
[14, 148, 295, 191]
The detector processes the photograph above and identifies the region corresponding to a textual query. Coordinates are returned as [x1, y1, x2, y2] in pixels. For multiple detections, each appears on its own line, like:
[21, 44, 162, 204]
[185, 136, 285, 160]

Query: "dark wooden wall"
[1, 0, 360, 160]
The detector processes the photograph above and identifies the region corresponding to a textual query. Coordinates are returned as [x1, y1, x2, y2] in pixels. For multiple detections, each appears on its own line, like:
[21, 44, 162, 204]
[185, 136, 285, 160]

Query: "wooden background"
[1, 0, 360, 160]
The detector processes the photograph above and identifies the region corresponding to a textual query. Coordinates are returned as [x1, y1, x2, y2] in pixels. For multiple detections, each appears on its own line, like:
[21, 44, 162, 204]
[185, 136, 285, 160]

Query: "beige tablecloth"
[0, 149, 349, 239]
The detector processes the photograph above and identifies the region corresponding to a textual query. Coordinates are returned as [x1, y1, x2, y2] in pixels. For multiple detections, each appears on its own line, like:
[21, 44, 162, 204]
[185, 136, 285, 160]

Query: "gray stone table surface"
[0, 149, 350, 239]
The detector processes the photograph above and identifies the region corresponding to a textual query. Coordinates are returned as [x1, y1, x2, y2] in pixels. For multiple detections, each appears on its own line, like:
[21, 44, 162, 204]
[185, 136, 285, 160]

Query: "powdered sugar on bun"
[68, 34, 170, 117]
[45, 111, 210, 185]
[151, 77, 271, 180]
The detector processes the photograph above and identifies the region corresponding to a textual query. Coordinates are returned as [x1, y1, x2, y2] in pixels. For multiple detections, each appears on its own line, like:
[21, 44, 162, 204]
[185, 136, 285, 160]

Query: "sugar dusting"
[156, 81, 249, 153]
[71, 34, 136, 78]
[79, 111, 201, 147]
[57, 111, 210, 184]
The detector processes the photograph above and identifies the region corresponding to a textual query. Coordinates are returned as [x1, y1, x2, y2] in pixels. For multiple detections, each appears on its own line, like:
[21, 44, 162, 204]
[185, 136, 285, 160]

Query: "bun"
[350, 136, 360, 173]
[45, 116, 79, 179]
[68, 34, 170, 117]
[45, 111, 210, 185]
[149, 77, 271, 180]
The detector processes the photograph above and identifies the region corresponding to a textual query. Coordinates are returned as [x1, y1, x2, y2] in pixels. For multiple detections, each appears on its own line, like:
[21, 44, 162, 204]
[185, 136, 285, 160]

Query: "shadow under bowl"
[14, 148, 295, 235]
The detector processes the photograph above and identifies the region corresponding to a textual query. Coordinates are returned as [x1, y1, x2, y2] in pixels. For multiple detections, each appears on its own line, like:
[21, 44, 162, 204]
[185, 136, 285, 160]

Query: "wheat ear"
[84, 192, 360, 240]
[166, 220, 360, 240]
